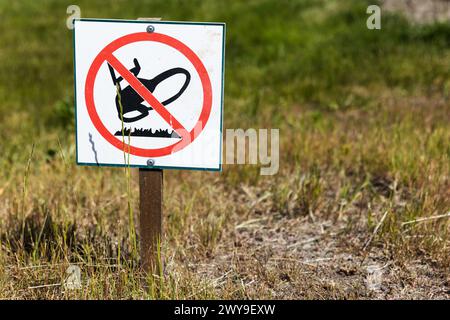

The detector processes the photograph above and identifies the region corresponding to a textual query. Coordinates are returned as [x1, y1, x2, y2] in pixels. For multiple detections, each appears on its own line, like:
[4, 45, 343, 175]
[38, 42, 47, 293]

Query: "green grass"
[0, 0, 449, 299]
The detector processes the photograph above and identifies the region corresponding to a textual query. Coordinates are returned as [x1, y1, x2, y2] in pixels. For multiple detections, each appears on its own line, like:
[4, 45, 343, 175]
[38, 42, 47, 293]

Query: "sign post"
[73, 18, 225, 273]
[139, 168, 163, 272]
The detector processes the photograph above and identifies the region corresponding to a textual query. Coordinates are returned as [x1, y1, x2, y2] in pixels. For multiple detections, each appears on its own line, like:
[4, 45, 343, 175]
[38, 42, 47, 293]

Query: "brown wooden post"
[139, 168, 163, 273]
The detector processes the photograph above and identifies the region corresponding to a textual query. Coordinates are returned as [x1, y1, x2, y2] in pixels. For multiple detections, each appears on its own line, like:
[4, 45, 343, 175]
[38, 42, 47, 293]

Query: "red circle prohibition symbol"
[85, 32, 213, 157]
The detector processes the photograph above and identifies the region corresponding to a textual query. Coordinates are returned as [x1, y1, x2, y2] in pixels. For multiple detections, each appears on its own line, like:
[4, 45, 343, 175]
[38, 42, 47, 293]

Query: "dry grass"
[0, 92, 448, 299]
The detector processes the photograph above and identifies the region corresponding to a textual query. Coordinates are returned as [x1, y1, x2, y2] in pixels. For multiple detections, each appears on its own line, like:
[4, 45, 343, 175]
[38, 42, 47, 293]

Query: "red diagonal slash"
[106, 53, 187, 138]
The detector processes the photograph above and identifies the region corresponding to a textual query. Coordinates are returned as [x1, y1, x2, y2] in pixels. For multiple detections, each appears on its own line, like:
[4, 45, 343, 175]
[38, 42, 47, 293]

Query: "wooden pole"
[139, 168, 163, 273]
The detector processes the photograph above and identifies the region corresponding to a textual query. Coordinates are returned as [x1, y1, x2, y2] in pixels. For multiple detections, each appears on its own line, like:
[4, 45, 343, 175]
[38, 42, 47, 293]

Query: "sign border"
[73, 18, 226, 171]
[85, 32, 213, 157]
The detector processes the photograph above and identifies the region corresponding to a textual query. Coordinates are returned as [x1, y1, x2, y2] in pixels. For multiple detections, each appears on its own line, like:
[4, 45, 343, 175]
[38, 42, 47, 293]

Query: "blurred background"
[0, 0, 448, 299]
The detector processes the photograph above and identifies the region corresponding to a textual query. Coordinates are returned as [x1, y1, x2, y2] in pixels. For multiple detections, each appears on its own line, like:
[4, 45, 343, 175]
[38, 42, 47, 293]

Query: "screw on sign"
[73, 19, 225, 271]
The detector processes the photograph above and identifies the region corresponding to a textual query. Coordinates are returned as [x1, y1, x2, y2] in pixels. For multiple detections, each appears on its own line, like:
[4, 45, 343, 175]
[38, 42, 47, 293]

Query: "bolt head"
[147, 159, 155, 166]
[146, 25, 155, 33]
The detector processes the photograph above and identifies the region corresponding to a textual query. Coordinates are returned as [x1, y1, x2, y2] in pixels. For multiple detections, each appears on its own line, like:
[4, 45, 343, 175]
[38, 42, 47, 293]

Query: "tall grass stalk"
[20, 142, 35, 246]
[116, 84, 138, 260]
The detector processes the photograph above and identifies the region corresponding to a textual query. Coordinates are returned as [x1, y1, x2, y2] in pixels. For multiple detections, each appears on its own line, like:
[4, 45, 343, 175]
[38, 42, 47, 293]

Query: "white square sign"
[73, 19, 225, 171]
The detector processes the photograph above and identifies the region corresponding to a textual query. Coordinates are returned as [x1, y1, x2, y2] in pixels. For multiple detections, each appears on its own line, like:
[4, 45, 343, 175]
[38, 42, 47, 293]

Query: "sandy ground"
[189, 214, 449, 299]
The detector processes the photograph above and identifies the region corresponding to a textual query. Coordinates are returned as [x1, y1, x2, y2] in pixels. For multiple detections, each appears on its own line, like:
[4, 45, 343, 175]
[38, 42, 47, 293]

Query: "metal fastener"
[146, 25, 155, 33]
[147, 159, 155, 166]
